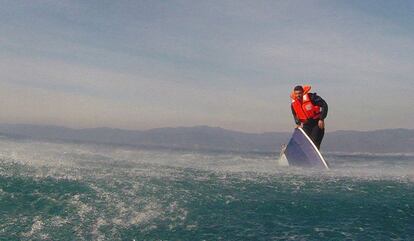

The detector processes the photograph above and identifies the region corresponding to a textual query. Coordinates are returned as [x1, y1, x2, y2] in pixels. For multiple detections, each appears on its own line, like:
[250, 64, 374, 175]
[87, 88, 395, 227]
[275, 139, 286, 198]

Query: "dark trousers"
[302, 119, 325, 149]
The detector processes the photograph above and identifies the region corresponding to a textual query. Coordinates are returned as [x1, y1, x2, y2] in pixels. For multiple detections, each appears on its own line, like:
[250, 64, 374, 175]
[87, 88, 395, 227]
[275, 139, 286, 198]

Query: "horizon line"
[0, 122, 412, 134]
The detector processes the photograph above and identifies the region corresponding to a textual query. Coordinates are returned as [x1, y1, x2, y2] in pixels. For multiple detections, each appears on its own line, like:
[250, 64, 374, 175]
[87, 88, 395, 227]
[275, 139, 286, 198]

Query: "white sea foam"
[1, 136, 414, 181]
[21, 216, 45, 239]
[1, 136, 414, 239]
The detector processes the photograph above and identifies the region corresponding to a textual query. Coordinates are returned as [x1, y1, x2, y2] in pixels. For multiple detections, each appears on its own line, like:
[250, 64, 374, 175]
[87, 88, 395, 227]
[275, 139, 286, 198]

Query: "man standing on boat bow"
[290, 85, 328, 149]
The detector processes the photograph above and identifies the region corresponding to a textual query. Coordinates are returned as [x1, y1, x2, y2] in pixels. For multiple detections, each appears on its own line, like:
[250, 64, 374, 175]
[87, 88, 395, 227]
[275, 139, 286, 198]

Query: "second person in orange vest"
[290, 85, 328, 149]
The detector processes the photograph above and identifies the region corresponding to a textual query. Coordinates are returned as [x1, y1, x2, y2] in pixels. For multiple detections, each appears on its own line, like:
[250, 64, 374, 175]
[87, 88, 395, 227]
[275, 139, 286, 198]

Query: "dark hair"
[293, 85, 304, 92]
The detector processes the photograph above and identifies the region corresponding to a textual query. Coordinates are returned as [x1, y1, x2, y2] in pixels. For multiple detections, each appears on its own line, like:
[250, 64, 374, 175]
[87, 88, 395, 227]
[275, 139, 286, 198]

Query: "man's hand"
[295, 123, 303, 129]
[318, 119, 325, 129]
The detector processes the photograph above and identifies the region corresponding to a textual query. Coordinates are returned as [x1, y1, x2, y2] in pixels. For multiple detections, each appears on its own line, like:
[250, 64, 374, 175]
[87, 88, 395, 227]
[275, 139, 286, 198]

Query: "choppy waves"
[0, 137, 413, 240]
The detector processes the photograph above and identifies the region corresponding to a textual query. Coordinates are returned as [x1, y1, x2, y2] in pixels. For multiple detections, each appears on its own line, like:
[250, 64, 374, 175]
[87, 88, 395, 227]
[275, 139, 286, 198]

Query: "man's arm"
[291, 104, 301, 125]
[310, 93, 328, 120]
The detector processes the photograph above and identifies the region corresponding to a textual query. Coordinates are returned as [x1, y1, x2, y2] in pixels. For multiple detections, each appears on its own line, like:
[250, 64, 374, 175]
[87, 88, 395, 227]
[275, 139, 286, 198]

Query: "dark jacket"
[291, 93, 328, 125]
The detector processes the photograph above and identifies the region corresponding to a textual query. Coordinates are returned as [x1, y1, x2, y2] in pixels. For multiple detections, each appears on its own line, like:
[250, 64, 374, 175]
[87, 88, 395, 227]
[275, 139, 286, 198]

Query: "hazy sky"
[0, 0, 413, 132]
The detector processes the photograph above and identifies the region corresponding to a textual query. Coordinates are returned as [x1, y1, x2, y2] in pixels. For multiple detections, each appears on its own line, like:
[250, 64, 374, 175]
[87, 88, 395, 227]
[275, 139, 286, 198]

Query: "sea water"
[0, 137, 413, 240]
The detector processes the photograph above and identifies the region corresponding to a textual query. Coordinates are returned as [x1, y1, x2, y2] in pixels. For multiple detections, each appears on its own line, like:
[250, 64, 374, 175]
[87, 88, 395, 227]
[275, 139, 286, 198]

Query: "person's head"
[293, 85, 304, 100]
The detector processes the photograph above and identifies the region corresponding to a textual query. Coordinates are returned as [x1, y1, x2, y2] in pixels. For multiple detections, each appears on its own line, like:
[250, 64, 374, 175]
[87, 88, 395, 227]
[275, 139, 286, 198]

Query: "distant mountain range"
[0, 124, 413, 154]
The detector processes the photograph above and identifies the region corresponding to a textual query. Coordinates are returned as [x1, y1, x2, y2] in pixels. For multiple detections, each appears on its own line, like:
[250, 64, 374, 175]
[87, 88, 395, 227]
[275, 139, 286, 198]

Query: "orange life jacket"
[291, 85, 321, 122]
